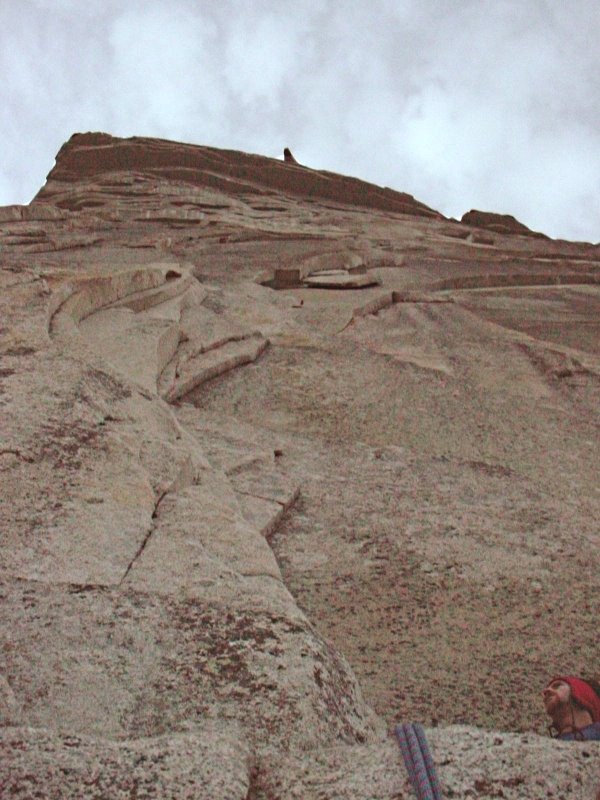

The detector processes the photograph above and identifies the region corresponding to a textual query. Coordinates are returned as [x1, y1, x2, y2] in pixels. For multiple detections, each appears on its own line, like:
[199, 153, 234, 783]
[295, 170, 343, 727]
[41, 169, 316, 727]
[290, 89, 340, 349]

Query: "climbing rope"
[395, 723, 444, 800]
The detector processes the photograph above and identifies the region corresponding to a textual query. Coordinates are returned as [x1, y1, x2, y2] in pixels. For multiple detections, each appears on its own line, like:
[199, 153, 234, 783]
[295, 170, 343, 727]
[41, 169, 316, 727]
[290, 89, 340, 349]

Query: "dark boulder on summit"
[461, 209, 548, 239]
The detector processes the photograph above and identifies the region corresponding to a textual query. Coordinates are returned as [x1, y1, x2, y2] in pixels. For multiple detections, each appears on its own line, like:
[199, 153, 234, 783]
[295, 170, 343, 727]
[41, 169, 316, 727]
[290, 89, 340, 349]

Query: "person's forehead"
[548, 679, 569, 689]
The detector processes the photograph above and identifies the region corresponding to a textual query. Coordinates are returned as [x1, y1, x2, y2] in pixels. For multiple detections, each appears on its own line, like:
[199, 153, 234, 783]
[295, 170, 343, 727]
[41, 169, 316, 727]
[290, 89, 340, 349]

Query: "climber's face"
[542, 679, 571, 716]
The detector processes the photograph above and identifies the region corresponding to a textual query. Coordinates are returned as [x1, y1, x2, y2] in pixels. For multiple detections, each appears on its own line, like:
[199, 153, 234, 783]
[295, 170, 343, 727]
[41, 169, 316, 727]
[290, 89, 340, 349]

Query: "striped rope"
[394, 723, 444, 800]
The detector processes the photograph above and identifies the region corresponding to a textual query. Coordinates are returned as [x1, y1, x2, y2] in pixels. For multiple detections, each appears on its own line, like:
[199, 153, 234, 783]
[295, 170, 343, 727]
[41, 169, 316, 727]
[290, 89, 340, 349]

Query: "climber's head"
[542, 677, 571, 717]
[543, 676, 600, 734]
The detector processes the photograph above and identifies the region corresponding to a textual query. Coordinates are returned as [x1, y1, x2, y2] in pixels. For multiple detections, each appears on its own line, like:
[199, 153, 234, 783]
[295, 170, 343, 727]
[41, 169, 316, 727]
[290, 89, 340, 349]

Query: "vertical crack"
[119, 490, 168, 584]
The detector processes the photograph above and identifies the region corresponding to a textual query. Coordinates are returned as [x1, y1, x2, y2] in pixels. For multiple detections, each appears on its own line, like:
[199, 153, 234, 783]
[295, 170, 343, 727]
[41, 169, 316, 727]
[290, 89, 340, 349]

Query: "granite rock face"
[1, 133, 599, 797]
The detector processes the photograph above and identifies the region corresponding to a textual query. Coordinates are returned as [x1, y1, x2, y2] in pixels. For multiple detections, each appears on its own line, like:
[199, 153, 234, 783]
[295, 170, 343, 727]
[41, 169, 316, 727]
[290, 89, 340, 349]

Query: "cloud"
[107, 7, 226, 139]
[0, 0, 598, 241]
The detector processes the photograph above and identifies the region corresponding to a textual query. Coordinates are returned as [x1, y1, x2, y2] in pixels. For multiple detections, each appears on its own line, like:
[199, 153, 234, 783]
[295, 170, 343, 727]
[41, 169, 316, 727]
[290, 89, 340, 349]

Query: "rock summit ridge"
[35, 131, 441, 219]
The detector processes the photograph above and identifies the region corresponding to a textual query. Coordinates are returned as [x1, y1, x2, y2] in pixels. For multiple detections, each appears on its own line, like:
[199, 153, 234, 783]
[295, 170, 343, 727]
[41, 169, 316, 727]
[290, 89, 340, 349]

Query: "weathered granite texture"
[1, 133, 599, 797]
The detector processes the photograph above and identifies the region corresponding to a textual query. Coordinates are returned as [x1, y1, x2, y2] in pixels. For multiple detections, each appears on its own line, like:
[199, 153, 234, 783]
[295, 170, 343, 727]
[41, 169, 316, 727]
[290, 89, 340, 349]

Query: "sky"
[1, 0, 599, 242]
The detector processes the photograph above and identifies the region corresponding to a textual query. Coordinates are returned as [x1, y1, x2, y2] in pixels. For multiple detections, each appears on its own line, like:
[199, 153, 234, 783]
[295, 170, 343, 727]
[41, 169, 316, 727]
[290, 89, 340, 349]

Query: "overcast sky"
[1, 0, 599, 241]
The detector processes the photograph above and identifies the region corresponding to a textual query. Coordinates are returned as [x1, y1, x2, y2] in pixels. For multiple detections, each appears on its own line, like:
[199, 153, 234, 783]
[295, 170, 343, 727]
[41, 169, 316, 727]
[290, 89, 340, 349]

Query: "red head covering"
[550, 676, 600, 723]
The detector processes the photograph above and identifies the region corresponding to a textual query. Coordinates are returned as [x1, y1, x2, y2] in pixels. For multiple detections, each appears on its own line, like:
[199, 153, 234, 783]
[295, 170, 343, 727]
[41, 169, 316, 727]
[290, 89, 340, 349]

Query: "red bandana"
[550, 676, 600, 723]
